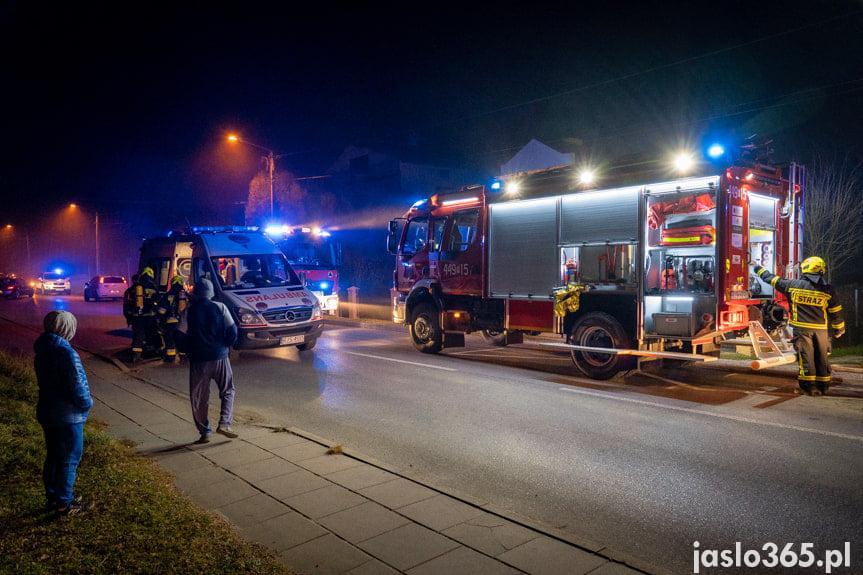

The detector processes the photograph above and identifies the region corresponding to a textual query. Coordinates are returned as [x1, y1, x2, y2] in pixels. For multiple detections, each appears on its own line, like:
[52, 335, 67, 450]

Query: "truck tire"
[84, 291, 90, 302]
[568, 312, 632, 380]
[481, 329, 508, 347]
[297, 338, 316, 351]
[410, 302, 443, 354]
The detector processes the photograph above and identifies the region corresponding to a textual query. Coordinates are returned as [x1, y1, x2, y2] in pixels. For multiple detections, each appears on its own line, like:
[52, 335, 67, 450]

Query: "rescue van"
[139, 226, 323, 350]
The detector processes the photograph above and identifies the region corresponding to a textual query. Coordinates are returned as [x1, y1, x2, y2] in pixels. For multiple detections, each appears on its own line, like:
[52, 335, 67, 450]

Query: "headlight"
[312, 301, 323, 320]
[237, 308, 266, 327]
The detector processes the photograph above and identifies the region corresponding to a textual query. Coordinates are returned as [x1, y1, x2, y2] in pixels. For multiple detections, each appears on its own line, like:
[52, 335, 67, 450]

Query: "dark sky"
[2, 1, 862, 232]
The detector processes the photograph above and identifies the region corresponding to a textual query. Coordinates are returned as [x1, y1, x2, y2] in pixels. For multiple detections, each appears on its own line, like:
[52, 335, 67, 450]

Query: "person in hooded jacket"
[752, 256, 845, 395]
[175, 278, 239, 443]
[34, 310, 93, 515]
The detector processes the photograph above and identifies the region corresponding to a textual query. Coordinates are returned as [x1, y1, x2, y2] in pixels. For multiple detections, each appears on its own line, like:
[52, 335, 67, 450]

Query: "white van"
[139, 227, 323, 351]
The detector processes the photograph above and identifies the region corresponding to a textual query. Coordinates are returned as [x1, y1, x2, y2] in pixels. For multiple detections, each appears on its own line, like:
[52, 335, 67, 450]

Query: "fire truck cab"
[388, 157, 803, 379]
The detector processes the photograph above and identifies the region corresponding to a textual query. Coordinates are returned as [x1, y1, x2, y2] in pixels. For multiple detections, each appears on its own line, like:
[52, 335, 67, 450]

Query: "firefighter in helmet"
[131, 267, 162, 362]
[157, 275, 187, 362]
[752, 256, 845, 395]
[122, 274, 139, 327]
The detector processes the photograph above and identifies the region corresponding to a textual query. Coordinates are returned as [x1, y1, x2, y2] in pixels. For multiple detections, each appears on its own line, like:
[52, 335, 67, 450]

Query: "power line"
[446, 8, 863, 126]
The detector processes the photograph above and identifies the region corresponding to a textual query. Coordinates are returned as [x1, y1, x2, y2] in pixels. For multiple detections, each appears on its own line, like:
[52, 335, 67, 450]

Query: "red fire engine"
[387, 152, 804, 379]
[272, 226, 342, 315]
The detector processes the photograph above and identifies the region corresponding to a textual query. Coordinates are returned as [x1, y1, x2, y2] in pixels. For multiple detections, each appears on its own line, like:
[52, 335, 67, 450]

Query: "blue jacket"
[34, 332, 93, 426]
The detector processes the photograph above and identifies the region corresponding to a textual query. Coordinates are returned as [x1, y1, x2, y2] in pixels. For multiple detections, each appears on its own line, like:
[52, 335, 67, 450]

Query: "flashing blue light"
[707, 143, 725, 158]
[411, 199, 426, 208]
[320, 282, 330, 290]
[490, 181, 502, 190]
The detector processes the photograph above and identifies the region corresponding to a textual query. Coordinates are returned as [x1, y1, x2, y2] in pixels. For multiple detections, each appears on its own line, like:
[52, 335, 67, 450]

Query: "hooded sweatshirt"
[34, 312, 92, 426]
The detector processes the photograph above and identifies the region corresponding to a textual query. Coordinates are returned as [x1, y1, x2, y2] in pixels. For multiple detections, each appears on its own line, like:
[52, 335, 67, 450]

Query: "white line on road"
[341, 351, 458, 371]
[559, 386, 863, 443]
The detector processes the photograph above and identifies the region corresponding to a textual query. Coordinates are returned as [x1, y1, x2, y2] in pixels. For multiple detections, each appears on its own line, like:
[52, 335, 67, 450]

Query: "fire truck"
[272, 227, 342, 315]
[387, 152, 804, 379]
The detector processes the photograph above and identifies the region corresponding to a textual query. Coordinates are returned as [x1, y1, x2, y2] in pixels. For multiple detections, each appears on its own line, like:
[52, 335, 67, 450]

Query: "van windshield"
[211, 254, 302, 290]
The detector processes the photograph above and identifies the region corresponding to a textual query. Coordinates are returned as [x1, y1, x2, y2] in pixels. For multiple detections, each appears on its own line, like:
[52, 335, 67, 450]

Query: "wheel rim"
[414, 314, 435, 343]
[575, 326, 615, 367]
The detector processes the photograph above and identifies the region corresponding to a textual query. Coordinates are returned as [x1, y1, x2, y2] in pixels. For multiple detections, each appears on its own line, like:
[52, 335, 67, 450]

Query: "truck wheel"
[568, 312, 632, 380]
[410, 303, 443, 354]
[297, 338, 316, 351]
[84, 291, 90, 302]
[481, 329, 508, 347]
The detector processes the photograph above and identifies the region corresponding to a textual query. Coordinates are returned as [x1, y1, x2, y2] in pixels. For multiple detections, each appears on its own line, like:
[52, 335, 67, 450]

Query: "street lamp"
[69, 204, 99, 276]
[228, 134, 277, 219]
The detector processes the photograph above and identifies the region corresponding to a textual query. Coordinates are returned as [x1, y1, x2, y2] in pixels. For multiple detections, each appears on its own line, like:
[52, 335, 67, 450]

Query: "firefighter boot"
[794, 381, 813, 396]
[132, 350, 142, 363]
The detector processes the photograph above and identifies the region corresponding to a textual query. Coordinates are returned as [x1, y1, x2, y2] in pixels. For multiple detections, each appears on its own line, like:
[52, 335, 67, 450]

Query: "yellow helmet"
[141, 267, 154, 278]
[801, 256, 825, 275]
[171, 275, 184, 287]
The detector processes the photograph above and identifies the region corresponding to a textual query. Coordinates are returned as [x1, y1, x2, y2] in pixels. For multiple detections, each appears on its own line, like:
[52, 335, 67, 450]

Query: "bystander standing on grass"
[0, 350, 289, 574]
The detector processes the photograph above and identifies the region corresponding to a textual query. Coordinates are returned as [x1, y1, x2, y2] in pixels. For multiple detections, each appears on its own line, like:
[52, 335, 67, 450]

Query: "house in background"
[500, 139, 573, 175]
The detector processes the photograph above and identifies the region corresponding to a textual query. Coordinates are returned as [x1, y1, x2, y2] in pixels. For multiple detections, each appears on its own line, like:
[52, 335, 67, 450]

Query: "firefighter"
[122, 274, 139, 327]
[157, 275, 187, 362]
[131, 267, 162, 363]
[752, 257, 845, 395]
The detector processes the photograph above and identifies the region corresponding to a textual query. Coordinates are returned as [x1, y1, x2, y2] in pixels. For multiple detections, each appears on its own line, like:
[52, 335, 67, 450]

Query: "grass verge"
[0, 351, 289, 574]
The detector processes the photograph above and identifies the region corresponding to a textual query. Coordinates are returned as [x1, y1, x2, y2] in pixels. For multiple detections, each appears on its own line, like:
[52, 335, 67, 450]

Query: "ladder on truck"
[786, 162, 805, 280]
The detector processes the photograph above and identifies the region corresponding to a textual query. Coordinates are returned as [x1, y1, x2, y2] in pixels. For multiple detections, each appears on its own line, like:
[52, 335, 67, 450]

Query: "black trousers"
[792, 328, 832, 391]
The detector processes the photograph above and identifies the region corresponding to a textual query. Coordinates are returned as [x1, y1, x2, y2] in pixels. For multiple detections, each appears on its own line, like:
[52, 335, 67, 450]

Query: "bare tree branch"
[802, 154, 863, 283]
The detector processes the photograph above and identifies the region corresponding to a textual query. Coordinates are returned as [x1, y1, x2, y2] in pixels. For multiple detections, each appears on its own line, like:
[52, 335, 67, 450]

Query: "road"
[3, 294, 863, 574]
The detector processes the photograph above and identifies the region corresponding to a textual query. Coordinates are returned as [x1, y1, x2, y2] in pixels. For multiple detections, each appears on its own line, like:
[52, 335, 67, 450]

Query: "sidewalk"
[84, 355, 654, 575]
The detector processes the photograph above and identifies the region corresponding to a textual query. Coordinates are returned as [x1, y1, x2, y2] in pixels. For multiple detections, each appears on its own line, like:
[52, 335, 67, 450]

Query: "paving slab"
[284, 483, 367, 520]
[278, 532, 372, 575]
[236, 511, 329, 552]
[216, 492, 292, 525]
[256, 468, 332, 500]
[443, 511, 540, 557]
[398, 494, 486, 531]
[406, 545, 520, 575]
[497, 536, 608, 575]
[359, 478, 438, 509]
[319, 501, 411, 544]
[325, 464, 396, 491]
[357, 523, 460, 572]
[230, 454, 304, 483]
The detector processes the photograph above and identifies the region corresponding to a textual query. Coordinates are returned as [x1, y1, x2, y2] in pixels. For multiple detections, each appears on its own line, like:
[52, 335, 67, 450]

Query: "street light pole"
[69, 204, 99, 276]
[228, 135, 277, 220]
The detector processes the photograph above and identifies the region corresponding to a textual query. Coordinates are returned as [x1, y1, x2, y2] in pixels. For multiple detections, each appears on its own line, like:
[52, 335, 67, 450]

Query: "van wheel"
[297, 338, 316, 351]
[410, 303, 443, 354]
[481, 329, 508, 347]
[568, 312, 632, 380]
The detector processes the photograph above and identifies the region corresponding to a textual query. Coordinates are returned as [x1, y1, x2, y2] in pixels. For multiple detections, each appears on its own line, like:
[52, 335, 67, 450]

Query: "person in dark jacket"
[175, 278, 239, 443]
[752, 256, 845, 395]
[34, 310, 93, 515]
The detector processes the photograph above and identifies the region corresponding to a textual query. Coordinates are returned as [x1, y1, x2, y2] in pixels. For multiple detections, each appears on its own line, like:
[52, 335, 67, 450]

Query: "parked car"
[37, 271, 72, 295]
[0, 276, 35, 299]
[84, 275, 128, 301]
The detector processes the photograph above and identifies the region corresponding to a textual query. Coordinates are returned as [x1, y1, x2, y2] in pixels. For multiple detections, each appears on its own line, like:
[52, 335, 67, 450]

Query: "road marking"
[559, 386, 863, 443]
[341, 351, 458, 371]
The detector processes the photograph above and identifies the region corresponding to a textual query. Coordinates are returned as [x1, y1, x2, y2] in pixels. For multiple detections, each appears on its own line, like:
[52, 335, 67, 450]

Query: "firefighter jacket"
[137, 275, 160, 317]
[753, 266, 845, 331]
[157, 284, 186, 324]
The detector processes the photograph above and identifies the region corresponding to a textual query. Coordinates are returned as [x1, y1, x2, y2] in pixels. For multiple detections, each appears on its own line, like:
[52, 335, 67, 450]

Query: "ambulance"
[139, 226, 323, 351]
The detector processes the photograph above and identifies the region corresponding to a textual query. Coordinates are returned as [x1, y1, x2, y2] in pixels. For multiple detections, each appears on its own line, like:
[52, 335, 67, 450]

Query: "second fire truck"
[387, 150, 804, 379]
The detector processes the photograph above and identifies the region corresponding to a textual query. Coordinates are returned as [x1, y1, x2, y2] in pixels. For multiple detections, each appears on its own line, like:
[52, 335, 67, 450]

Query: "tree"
[803, 154, 863, 283]
[245, 170, 308, 226]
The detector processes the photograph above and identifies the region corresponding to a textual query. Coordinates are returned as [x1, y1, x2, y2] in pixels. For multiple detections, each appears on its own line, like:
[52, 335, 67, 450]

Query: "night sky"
[1, 2, 862, 274]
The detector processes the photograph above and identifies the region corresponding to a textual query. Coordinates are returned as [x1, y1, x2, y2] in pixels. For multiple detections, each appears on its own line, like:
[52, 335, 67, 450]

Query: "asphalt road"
[4, 294, 863, 575]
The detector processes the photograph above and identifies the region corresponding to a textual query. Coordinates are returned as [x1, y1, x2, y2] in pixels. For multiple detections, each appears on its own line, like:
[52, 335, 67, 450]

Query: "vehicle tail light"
[100, 277, 105, 283]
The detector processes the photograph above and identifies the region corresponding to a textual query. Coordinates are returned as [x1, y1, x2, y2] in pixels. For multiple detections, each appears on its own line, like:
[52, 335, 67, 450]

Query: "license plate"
[280, 335, 304, 345]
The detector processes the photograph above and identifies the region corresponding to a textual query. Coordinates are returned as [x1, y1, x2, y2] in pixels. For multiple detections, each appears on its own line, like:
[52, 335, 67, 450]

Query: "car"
[37, 271, 72, 295]
[0, 276, 35, 299]
[84, 275, 129, 301]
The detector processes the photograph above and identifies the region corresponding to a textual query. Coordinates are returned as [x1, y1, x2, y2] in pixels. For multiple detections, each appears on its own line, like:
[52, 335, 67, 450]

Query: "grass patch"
[0, 351, 289, 574]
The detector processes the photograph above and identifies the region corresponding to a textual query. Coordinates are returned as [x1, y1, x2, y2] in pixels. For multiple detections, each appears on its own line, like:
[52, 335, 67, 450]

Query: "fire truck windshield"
[211, 254, 302, 290]
[282, 241, 338, 268]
